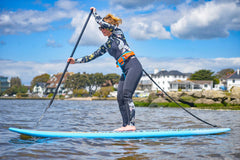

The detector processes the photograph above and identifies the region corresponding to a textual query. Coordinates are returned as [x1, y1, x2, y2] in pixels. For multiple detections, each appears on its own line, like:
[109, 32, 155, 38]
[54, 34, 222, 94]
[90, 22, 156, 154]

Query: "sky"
[0, 0, 240, 85]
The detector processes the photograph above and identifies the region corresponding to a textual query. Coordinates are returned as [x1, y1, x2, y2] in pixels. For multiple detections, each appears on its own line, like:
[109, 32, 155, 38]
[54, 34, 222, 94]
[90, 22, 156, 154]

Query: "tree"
[216, 68, 234, 79]
[93, 86, 114, 98]
[65, 73, 89, 89]
[65, 72, 105, 96]
[65, 72, 120, 97]
[31, 73, 50, 90]
[190, 69, 218, 84]
[4, 77, 28, 96]
[104, 73, 120, 85]
[88, 73, 104, 95]
[73, 89, 88, 97]
[10, 77, 21, 87]
[190, 70, 214, 80]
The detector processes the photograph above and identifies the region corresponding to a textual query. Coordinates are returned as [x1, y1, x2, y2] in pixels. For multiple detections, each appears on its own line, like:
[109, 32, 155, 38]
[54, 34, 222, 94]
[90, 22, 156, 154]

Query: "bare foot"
[113, 127, 125, 132]
[114, 125, 136, 132]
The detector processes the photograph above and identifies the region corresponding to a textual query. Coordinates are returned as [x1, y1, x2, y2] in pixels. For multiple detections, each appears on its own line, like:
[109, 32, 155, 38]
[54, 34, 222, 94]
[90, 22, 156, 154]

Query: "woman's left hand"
[90, 7, 96, 12]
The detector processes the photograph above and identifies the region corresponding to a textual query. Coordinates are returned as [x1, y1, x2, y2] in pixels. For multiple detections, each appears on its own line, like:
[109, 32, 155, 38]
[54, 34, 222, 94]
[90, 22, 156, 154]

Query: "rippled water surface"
[0, 100, 239, 159]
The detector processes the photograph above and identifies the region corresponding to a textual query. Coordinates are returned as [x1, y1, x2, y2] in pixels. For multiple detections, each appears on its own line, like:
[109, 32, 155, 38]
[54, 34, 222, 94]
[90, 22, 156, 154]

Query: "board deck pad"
[9, 127, 231, 139]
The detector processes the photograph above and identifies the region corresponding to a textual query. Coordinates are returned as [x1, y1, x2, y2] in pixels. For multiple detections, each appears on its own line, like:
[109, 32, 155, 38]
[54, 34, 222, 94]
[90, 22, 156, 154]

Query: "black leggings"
[117, 57, 143, 127]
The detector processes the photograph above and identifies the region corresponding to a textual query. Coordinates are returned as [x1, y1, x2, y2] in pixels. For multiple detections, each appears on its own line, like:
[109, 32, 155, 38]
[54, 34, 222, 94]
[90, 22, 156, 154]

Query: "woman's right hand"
[67, 57, 75, 64]
[90, 7, 96, 12]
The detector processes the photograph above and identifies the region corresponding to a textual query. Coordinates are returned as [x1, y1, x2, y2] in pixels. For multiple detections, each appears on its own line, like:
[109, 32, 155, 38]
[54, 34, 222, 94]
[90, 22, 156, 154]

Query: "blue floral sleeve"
[75, 44, 107, 63]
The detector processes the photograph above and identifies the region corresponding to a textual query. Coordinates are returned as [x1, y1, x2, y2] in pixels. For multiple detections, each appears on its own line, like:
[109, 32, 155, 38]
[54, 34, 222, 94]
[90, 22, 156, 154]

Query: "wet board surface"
[9, 127, 231, 139]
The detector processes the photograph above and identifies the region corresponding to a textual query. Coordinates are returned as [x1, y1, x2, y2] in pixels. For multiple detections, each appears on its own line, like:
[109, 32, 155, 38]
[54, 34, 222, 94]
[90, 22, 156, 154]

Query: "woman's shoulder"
[113, 27, 124, 35]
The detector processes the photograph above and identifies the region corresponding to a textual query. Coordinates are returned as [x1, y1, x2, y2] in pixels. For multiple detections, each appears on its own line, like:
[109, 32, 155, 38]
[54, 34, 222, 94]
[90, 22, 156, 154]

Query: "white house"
[139, 69, 189, 92]
[227, 69, 240, 90]
[33, 82, 46, 97]
[191, 80, 213, 90]
[45, 72, 74, 95]
[169, 80, 213, 91]
[138, 69, 216, 92]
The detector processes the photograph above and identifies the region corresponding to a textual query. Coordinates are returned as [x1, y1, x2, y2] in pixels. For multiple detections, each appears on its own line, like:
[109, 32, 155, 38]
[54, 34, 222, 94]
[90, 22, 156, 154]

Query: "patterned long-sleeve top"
[75, 11, 131, 63]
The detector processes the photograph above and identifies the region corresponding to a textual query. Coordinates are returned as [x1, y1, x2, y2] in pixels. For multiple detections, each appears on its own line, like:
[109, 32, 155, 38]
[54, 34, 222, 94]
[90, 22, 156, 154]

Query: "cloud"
[123, 5, 180, 40]
[110, 0, 186, 10]
[54, 0, 79, 10]
[46, 39, 62, 48]
[1, 0, 240, 43]
[171, 1, 240, 39]
[127, 20, 171, 40]
[0, 57, 119, 85]
[139, 57, 240, 73]
[117, 0, 240, 40]
[110, 0, 155, 10]
[0, 59, 66, 84]
[1, 57, 240, 85]
[69, 11, 107, 46]
[0, 0, 79, 35]
[0, 0, 107, 46]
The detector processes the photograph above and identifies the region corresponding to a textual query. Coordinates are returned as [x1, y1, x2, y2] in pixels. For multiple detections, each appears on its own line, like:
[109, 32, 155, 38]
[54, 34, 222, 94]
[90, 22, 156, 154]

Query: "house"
[139, 69, 216, 92]
[218, 75, 229, 91]
[169, 80, 213, 91]
[0, 76, 10, 93]
[33, 82, 46, 97]
[227, 69, 240, 90]
[138, 78, 152, 91]
[191, 80, 213, 90]
[45, 72, 74, 95]
[170, 80, 196, 91]
[139, 69, 189, 92]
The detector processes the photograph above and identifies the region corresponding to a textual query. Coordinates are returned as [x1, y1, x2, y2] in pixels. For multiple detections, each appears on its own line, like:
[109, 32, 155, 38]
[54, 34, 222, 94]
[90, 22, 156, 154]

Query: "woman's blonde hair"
[103, 14, 122, 27]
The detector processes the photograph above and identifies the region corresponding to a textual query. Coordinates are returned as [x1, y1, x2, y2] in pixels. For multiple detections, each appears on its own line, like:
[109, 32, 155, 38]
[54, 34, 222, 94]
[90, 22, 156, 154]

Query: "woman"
[68, 7, 143, 131]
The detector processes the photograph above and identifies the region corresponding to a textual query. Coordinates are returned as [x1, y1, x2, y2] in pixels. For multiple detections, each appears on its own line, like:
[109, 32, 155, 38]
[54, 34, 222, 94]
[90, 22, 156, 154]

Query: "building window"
[204, 84, 208, 88]
[233, 79, 235, 83]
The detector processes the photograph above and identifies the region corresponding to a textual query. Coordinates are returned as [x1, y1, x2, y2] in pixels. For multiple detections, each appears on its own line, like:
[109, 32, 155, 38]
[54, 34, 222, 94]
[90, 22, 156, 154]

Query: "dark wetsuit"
[75, 11, 143, 127]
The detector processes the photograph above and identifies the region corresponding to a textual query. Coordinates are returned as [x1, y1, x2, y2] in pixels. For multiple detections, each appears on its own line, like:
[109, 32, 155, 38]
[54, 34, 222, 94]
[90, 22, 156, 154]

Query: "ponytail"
[103, 14, 122, 27]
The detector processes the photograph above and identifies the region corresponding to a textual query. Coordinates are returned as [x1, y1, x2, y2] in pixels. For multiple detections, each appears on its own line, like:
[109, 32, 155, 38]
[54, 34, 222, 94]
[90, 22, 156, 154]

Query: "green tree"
[4, 86, 17, 95]
[215, 68, 234, 79]
[65, 72, 120, 97]
[190, 70, 214, 80]
[93, 86, 114, 98]
[3, 77, 28, 96]
[88, 73, 104, 95]
[190, 69, 218, 85]
[31, 73, 50, 90]
[104, 73, 120, 85]
[73, 88, 88, 97]
[10, 77, 21, 87]
[65, 73, 89, 89]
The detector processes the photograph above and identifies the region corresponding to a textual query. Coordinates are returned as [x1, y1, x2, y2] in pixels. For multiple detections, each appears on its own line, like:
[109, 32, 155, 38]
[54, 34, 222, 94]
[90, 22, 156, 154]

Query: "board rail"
[9, 127, 231, 139]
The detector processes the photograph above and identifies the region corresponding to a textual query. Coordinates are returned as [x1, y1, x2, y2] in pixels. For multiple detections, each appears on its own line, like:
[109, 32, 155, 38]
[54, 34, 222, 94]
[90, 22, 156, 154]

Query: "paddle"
[36, 9, 93, 127]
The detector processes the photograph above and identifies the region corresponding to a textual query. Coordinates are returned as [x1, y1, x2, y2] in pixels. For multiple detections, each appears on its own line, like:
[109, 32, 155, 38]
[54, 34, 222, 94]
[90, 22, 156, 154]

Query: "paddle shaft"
[36, 10, 93, 127]
[142, 69, 218, 128]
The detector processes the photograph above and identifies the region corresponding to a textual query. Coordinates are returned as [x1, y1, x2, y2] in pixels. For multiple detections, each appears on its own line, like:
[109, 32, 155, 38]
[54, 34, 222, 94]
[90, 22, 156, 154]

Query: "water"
[0, 100, 239, 160]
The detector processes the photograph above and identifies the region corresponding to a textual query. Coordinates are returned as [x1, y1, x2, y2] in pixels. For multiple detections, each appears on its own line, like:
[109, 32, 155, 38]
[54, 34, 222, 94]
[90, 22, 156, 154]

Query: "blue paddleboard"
[9, 127, 230, 139]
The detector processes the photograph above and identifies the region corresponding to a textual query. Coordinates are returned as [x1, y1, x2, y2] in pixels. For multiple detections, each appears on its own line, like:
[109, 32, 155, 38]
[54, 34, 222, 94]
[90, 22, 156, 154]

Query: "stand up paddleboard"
[9, 127, 230, 139]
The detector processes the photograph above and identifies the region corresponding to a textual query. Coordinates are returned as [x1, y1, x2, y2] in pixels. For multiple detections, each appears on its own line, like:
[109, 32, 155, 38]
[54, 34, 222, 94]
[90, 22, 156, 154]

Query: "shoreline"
[1, 97, 239, 110]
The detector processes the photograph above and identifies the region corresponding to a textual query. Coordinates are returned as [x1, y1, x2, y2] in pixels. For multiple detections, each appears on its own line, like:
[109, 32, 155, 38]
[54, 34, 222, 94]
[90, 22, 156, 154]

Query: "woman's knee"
[117, 94, 124, 106]
[123, 89, 133, 103]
